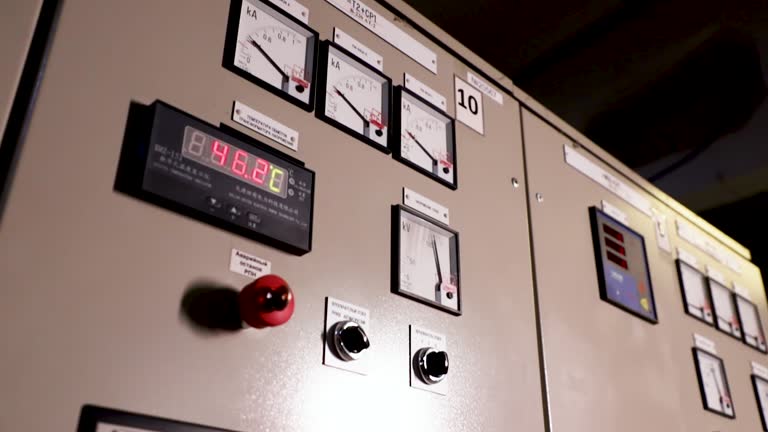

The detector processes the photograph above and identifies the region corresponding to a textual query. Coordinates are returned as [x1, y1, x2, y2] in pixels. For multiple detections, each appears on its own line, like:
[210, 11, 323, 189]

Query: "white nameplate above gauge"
[333, 27, 383, 71]
[677, 247, 698, 267]
[601, 200, 628, 225]
[707, 265, 727, 286]
[676, 219, 742, 274]
[753, 362, 768, 380]
[403, 187, 449, 225]
[467, 71, 503, 105]
[229, 248, 272, 279]
[404, 73, 447, 112]
[694, 333, 717, 354]
[564, 145, 653, 217]
[734, 282, 750, 300]
[454, 76, 484, 135]
[232, 101, 299, 152]
[271, 0, 309, 23]
[325, 0, 437, 74]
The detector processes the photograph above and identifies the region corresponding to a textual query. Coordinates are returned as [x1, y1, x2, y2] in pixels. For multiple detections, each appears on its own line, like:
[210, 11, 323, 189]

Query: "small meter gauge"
[392, 205, 461, 315]
[735, 295, 767, 352]
[693, 348, 735, 418]
[393, 86, 457, 189]
[225, 0, 318, 111]
[752, 375, 768, 430]
[710, 279, 742, 340]
[676, 260, 714, 325]
[317, 41, 392, 152]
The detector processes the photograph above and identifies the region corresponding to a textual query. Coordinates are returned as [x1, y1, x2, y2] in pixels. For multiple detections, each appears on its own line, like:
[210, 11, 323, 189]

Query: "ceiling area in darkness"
[403, 0, 768, 271]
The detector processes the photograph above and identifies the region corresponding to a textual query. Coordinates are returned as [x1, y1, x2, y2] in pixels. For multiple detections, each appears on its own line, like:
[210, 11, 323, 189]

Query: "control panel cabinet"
[0, 0, 541, 431]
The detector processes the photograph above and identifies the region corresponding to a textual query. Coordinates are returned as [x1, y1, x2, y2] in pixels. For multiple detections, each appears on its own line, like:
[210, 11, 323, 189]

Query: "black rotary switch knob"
[417, 347, 449, 384]
[332, 320, 370, 361]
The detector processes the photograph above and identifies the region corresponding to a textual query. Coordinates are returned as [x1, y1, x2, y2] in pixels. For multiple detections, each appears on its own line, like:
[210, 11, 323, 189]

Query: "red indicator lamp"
[239, 275, 295, 328]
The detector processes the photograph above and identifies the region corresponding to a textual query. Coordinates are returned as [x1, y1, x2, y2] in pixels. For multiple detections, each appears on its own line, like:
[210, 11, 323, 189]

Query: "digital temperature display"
[181, 126, 288, 198]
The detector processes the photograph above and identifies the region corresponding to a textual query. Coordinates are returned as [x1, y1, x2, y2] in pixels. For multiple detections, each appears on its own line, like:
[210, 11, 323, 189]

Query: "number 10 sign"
[454, 76, 484, 135]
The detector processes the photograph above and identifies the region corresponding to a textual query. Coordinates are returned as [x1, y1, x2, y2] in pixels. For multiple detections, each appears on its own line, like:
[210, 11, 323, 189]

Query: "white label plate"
[403, 187, 449, 225]
[404, 73, 447, 112]
[677, 247, 698, 267]
[230, 248, 271, 279]
[467, 71, 503, 105]
[753, 362, 768, 380]
[333, 27, 383, 71]
[734, 282, 750, 300]
[707, 265, 727, 286]
[651, 208, 671, 252]
[694, 333, 717, 354]
[233, 101, 299, 152]
[97, 424, 157, 432]
[271, 0, 309, 23]
[676, 219, 742, 274]
[325, 0, 437, 73]
[409, 325, 448, 395]
[563, 145, 652, 217]
[323, 297, 371, 375]
[454, 76, 484, 135]
[601, 200, 628, 225]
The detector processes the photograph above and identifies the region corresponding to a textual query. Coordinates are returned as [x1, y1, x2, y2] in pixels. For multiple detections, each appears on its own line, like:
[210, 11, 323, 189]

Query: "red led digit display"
[606, 251, 628, 270]
[181, 127, 288, 198]
[602, 224, 624, 243]
[604, 237, 626, 256]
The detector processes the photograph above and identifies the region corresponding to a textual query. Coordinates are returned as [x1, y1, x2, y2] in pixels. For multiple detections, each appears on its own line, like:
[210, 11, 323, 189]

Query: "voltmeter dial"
[677, 260, 714, 325]
[710, 279, 742, 340]
[317, 41, 391, 152]
[225, 0, 318, 111]
[392, 205, 460, 315]
[393, 86, 457, 189]
[693, 348, 735, 418]
[735, 294, 767, 352]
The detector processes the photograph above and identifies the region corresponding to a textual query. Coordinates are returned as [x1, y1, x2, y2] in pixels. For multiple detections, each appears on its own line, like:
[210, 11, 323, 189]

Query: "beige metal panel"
[0, 0, 42, 140]
[514, 85, 751, 261]
[0, 1, 542, 432]
[523, 108, 768, 432]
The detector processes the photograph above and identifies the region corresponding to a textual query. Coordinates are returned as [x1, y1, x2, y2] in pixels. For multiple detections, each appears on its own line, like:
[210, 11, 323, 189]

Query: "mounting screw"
[535, 193, 544, 203]
[511, 177, 519, 188]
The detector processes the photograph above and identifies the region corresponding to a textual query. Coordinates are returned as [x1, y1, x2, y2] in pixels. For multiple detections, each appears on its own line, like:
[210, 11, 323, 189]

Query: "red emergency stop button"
[239, 275, 295, 328]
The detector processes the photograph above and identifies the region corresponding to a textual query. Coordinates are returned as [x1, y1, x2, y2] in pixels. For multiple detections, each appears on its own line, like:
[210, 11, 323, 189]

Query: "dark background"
[405, 0, 768, 281]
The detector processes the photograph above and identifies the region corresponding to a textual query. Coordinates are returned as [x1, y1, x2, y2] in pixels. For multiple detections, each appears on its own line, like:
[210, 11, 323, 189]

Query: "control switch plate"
[410, 325, 448, 395]
[323, 297, 370, 375]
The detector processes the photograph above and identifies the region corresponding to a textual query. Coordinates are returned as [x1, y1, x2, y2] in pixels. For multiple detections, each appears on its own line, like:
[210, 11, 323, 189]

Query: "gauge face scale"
[224, 0, 318, 111]
[736, 295, 767, 352]
[316, 42, 392, 153]
[710, 279, 742, 339]
[752, 375, 768, 431]
[693, 348, 735, 418]
[392, 205, 461, 315]
[393, 87, 457, 189]
[677, 260, 714, 325]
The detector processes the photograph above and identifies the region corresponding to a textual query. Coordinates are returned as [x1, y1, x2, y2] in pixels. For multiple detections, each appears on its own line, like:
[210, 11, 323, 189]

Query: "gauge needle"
[710, 366, 726, 410]
[431, 235, 443, 303]
[407, 131, 438, 171]
[247, 37, 289, 89]
[333, 87, 371, 135]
